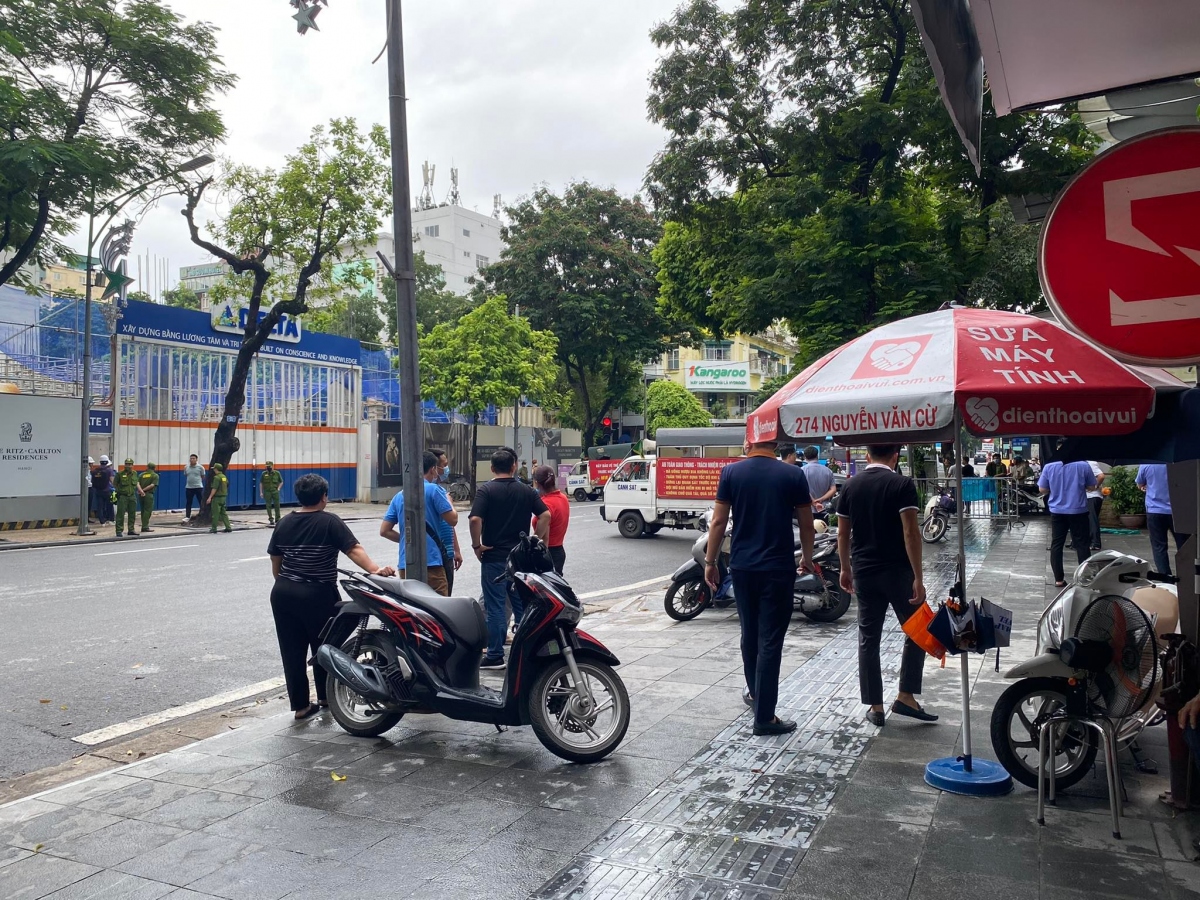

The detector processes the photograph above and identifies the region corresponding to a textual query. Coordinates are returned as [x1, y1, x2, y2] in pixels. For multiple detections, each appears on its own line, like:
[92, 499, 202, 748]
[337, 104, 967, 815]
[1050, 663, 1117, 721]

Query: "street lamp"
[77, 153, 215, 535]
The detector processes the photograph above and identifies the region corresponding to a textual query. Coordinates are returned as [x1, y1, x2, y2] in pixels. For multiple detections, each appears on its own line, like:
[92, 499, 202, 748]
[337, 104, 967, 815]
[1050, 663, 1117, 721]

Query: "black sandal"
[294, 704, 320, 720]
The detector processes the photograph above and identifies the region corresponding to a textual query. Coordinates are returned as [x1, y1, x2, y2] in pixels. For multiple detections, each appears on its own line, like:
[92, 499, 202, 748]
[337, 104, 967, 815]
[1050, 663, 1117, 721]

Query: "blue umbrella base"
[925, 756, 1013, 796]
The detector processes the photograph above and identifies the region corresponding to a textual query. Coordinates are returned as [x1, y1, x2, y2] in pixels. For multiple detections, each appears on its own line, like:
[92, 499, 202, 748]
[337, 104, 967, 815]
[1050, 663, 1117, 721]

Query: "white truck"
[599, 427, 745, 538]
[566, 447, 630, 502]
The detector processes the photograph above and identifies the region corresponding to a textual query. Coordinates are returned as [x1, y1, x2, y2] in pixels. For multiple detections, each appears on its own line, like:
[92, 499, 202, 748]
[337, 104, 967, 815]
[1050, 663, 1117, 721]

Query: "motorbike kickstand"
[1127, 740, 1158, 776]
[494, 724, 508, 734]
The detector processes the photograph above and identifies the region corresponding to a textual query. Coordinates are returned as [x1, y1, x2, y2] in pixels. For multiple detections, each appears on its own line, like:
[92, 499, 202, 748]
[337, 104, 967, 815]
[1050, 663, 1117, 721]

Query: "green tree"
[0, 0, 233, 287]
[126, 290, 153, 303]
[478, 183, 680, 449]
[420, 295, 559, 483]
[181, 118, 390, 490]
[306, 288, 384, 344]
[645, 380, 711, 436]
[381, 251, 472, 338]
[647, 0, 1095, 364]
[161, 286, 201, 310]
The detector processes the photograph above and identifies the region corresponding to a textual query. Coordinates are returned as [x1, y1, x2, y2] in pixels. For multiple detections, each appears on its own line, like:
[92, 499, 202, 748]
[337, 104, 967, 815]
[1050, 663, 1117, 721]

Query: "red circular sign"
[1040, 126, 1200, 366]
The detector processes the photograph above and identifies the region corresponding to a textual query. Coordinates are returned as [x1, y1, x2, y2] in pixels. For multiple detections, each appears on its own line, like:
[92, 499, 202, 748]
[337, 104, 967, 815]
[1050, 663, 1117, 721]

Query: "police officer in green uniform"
[138, 462, 159, 533]
[114, 458, 142, 538]
[208, 463, 233, 534]
[260, 461, 283, 526]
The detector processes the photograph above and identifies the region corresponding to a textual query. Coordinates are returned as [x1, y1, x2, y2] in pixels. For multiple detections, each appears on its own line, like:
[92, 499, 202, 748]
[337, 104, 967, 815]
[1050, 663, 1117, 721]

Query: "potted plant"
[1106, 466, 1146, 528]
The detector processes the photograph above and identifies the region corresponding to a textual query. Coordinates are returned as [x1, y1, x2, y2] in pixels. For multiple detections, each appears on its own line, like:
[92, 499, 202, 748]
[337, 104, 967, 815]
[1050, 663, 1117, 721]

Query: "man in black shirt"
[706, 439, 815, 736]
[470, 448, 550, 668]
[837, 444, 936, 727]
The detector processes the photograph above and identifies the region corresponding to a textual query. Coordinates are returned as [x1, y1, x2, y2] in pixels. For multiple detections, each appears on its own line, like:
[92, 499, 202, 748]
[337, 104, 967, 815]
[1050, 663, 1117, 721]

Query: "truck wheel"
[574, 489, 589, 503]
[617, 511, 645, 539]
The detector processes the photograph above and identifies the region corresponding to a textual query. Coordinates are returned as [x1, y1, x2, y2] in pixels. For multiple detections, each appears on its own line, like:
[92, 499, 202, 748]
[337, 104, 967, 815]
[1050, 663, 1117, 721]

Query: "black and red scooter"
[315, 534, 630, 763]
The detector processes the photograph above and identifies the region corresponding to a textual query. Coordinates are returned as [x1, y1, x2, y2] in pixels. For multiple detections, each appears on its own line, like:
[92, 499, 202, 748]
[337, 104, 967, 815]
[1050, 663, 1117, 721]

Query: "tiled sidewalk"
[3, 519, 1196, 899]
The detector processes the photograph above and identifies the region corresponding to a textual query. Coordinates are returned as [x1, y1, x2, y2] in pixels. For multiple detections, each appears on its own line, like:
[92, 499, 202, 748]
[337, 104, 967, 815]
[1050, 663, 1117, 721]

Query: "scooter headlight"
[1073, 550, 1123, 587]
[1037, 590, 1071, 651]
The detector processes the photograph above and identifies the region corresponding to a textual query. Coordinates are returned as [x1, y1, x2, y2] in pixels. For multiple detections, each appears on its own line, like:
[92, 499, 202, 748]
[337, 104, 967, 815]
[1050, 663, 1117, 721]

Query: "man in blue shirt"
[1137, 464, 1190, 577]
[801, 446, 837, 513]
[1038, 457, 1096, 586]
[706, 438, 815, 736]
[380, 451, 458, 595]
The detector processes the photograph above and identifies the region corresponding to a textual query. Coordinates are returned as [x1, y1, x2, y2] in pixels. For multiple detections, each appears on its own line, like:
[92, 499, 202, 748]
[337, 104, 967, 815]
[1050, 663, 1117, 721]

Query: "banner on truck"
[588, 458, 622, 486]
[655, 457, 742, 500]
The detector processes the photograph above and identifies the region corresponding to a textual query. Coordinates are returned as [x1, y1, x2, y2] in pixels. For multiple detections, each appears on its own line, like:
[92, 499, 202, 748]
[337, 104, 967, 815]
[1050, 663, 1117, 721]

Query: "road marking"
[94, 543, 199, 557]
[73, 676, 287, 746]
[577, 575, 670, 600]
[234, 555, 271, 563]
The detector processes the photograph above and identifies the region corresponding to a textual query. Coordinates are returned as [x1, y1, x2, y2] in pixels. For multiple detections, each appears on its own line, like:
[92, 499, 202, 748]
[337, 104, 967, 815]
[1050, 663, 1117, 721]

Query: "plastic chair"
[1036, 712, 1123, 838]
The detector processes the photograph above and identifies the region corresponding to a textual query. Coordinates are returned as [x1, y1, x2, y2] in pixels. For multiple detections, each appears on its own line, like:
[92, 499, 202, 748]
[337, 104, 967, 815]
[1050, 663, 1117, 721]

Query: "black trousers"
[855, 568, 925, 707]
[185, 487, 204, 518]
[1147, 513, 1189, 578]
[731, 568, 794, 726]
[270, 579, 338, 710]
[1088, 497, 1103, 550]
[548, 545, 566, 575]
[1050, 512, 1091, 582]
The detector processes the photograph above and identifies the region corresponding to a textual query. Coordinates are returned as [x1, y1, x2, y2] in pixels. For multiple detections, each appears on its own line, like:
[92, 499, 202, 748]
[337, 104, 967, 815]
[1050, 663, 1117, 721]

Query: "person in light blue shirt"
[380, 451, 457, 595]
[801, 446, 837, 512]
[1038, 458, 1096, 586]
[1136, 464, 1190, 577]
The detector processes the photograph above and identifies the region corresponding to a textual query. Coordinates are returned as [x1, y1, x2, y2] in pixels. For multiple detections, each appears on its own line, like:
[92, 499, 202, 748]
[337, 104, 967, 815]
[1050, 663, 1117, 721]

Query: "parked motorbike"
[921, 484, 957, 543]
[997, 477, 1045, 517]
[989, 550, 1177, 790]
[316, 534, 630, 763]
[663, 526, 851, 623]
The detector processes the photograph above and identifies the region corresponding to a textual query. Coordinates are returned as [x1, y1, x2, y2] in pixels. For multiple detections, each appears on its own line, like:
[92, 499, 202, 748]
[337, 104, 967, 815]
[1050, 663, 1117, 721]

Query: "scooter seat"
[366, 576, 488, 651]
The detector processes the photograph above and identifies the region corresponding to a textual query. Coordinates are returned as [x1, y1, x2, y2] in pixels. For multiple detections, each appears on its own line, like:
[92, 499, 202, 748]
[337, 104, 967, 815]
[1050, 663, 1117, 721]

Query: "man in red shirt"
[533, 466, 570, 574]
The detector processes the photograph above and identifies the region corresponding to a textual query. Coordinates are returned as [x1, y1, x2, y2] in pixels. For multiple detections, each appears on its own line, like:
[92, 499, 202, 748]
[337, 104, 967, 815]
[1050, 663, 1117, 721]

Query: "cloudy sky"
[94, 0, 674, 294]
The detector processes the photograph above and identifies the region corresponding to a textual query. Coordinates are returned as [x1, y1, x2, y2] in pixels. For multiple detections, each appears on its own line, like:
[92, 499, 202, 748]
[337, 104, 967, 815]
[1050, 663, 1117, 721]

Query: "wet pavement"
[3, 519, 1199, 899]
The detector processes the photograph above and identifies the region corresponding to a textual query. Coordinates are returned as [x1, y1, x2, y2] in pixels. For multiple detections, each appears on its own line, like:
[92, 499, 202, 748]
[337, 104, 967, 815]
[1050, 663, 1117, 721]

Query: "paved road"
[0, 502, 693, 780]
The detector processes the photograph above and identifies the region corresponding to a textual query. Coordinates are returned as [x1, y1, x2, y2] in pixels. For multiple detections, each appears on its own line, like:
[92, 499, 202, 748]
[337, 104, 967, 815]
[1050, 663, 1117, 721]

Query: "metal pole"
[386, 0, 426, 583]
[77, 200, 96, 535]
[954, 410, 971, 770]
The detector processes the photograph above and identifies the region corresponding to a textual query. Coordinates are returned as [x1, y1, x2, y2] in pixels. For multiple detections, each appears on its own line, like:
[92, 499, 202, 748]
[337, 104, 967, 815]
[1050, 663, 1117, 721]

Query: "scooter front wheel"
[529, 660, 630, 763]
[990, 677, 1098, 791]
[921, 513, 947, 543]
[325, 632, 405, 738]
[664, 578, 710, 621]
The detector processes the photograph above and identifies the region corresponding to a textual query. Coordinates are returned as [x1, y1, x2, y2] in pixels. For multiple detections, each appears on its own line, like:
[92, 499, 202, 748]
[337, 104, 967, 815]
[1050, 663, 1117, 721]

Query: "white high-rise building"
[373, 205, 504, 298]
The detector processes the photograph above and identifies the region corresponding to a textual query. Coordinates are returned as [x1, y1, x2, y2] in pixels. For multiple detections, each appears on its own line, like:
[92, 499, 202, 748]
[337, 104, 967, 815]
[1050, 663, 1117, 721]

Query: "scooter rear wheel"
[325, 632, 405, 738]
[664, 578, 710, 621]
[529, 660, 630, 763]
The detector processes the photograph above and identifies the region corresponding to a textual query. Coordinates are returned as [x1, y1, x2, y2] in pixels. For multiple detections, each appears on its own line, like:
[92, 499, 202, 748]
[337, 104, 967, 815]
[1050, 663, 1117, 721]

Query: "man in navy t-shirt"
[706, 438, 815, 736]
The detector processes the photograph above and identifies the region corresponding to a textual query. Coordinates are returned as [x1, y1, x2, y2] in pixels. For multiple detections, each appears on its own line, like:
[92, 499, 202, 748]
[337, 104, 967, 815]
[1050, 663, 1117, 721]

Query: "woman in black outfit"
[267, 474, 394, 719]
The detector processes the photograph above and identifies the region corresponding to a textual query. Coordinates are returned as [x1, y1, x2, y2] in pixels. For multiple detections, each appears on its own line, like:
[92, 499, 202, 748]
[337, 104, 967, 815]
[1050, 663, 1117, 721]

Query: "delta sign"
[684, 359, 752, 392]
[211, 301, 302, 344]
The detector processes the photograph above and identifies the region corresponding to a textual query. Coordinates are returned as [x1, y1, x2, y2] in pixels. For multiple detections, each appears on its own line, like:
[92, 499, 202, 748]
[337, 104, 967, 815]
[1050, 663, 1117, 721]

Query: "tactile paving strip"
[530, 520, 998, 899]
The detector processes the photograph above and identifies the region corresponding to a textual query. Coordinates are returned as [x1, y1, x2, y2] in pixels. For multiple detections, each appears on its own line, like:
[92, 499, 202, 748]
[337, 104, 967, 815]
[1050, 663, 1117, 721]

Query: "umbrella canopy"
[747, 308, 1178, 445]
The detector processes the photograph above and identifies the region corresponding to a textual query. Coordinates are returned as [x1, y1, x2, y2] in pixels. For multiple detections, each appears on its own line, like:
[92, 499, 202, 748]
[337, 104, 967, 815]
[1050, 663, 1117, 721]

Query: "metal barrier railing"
[912, 476, 1040, 530]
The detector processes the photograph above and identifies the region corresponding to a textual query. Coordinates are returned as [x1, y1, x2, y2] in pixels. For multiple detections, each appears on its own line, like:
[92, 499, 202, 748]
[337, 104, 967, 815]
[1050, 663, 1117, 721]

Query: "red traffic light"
[602, 417, 612, 427]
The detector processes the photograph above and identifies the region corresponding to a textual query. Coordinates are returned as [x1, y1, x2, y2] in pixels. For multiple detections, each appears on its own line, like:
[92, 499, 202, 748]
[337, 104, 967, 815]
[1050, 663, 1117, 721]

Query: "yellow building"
[41, 256, 105, 296]
[645, 328, 797, 422]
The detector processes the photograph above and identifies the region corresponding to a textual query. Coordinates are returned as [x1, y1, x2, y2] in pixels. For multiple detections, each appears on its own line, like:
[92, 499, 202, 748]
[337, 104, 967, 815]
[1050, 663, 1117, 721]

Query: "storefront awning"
[913, 0, 1200, 169]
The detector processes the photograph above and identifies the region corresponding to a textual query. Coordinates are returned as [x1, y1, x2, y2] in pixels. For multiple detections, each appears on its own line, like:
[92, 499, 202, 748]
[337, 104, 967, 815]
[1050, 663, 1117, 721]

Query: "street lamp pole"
[76, 154, 214, 535]
[385, 0, 427, 582]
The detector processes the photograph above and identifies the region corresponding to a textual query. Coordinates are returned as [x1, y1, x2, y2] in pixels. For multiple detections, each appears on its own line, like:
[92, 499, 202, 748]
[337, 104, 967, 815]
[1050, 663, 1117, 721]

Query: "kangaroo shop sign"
[684, 360, 752, 391]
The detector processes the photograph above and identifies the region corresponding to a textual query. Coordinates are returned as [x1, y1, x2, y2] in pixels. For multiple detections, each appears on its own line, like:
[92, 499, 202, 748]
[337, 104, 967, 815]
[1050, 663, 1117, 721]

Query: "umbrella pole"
[954, 410, 972, 772]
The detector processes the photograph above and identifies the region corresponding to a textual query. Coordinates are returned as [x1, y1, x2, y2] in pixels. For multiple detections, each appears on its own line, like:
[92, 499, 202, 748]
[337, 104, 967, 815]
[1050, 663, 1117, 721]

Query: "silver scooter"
[989, 551, 1178, 790]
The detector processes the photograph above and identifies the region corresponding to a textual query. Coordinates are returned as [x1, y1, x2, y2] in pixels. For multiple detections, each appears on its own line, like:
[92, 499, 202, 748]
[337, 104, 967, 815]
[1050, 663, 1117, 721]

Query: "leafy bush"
[1105, 466, 1145, 516]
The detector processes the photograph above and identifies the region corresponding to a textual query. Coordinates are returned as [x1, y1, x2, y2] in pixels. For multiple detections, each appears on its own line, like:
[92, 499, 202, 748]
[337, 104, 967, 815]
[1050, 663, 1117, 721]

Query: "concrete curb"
[0, 524, 267, 552]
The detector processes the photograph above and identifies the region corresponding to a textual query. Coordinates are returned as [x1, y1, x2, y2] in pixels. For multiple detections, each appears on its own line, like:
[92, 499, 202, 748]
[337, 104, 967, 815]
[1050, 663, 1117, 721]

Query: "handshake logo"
[964, 397, 1000, 432]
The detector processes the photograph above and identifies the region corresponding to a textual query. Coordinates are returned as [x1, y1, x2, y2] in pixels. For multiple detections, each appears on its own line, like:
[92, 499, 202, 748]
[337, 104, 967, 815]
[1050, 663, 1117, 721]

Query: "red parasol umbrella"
[747, 307, 1183, 792]
[747, 307, 1168, 445]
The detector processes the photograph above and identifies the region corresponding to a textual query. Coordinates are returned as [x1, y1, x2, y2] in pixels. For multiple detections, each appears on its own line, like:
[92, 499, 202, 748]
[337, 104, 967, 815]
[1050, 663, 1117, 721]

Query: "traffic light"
[601, 416, 612, 428]
[601, 416, 618, 443]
